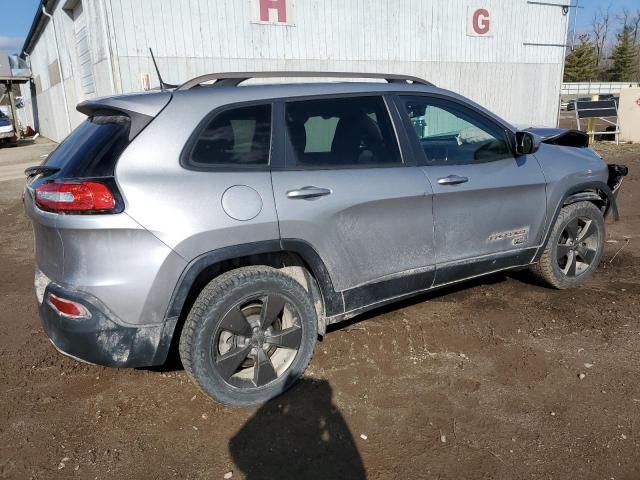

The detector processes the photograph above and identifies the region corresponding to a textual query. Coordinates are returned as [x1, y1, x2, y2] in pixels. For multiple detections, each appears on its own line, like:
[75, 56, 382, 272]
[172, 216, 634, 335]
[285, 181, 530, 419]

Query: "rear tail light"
[35, 181, 116, 213]
[47, 293, 92, 319]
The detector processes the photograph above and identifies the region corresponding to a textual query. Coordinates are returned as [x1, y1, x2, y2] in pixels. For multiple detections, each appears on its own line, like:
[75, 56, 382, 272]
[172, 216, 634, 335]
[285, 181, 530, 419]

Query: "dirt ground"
[1, 141, 639, 480]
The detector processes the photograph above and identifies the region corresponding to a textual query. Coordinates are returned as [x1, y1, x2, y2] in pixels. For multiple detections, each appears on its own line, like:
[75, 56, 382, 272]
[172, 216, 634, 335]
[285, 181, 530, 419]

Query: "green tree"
[564, 36, 598, 82]
[609, 25, 639, 81]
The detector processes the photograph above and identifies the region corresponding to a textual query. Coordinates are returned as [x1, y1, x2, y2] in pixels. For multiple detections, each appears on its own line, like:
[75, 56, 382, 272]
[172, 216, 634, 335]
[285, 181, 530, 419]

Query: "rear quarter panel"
[23, 191, 186, 326]
[114, 89, 281, 262]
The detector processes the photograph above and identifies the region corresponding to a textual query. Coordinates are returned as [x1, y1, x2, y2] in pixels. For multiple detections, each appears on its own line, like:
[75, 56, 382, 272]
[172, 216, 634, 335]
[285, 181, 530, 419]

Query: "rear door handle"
[286, 186, 332, 200]
[437, 175, 469, 186]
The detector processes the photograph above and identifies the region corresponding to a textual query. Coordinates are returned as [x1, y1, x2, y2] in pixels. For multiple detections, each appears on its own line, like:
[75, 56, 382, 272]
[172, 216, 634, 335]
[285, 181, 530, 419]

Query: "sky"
[0, 0, 40, 53]
[0, 0, 638, 55]
[571, 0, 640, 34]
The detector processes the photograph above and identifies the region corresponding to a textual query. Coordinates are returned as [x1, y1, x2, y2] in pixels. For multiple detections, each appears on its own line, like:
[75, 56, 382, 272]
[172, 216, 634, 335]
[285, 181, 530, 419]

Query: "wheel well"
[563, 189, 609, 215]
[168, 251, 327, 361]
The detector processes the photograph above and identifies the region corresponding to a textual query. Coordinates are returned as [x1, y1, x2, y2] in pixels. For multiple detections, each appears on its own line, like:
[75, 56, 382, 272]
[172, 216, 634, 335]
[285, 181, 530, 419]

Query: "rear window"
[43, 113, 131, 177]
[184, 104, 271, 170]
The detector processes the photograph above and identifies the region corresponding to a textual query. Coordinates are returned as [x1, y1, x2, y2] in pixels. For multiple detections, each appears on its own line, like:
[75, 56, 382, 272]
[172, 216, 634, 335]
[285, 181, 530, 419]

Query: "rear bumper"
[39, 283, 176, 368]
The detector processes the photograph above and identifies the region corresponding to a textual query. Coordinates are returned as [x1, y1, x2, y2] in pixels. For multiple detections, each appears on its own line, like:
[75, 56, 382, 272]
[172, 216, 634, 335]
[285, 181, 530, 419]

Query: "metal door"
[73, 3, 95, 98]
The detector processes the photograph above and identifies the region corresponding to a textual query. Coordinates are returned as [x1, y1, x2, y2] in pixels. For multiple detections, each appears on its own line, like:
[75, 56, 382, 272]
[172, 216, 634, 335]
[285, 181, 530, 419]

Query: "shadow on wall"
[229, 378, 366, 480]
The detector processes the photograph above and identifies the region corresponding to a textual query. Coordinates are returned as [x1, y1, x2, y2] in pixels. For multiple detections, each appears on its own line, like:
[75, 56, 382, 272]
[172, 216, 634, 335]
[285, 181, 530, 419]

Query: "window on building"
[285, 96, 402, 168]
[188, 104, 272, 168]
[400, 96, 512, 165]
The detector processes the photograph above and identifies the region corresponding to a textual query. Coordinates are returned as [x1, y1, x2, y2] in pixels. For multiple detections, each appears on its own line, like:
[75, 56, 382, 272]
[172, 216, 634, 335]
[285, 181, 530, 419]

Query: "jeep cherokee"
[23, 72, 627, 406]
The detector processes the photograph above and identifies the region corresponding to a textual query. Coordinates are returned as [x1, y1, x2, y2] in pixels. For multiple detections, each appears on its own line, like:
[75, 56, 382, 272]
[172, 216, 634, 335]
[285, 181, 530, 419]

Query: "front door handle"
[437, 175, 469, 186]
[286, 186, 332, 200]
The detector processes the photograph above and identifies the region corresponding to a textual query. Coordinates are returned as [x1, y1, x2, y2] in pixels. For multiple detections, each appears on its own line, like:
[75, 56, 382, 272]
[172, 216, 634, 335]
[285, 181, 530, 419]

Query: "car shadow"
[229, 378, 367, 480]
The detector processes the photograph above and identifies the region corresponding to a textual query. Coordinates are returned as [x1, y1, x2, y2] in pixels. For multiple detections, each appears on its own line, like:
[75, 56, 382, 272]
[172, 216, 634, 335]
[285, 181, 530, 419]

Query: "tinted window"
[400, 96, 512, 165]
[43, 113, 131, 177]
[286, 97, 401, 168]
[188, 104, 271, 168]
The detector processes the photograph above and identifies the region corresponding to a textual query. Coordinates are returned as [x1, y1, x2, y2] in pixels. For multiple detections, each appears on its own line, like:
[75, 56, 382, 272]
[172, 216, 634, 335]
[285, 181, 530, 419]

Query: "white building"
[21, 0, 570, 142]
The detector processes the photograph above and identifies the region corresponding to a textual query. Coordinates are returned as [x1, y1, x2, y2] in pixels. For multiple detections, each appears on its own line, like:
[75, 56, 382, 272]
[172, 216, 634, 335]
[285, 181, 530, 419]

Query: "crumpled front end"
[608, 164, 628, 198]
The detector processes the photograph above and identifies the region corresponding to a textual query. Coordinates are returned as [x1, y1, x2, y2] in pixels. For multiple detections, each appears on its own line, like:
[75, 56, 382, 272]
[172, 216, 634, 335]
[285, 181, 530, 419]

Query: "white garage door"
[73, 3, 95, 97]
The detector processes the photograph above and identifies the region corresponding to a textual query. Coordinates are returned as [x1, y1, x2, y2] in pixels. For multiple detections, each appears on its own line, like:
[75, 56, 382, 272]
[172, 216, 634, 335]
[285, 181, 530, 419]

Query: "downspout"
[557, 7, 571, 128]
[41, 4, 72, 134]
[99, 0, 117, 94]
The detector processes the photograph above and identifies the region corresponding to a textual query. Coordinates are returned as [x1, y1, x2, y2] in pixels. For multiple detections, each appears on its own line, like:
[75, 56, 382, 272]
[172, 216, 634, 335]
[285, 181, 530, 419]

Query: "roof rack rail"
[176, 71, 433, 91]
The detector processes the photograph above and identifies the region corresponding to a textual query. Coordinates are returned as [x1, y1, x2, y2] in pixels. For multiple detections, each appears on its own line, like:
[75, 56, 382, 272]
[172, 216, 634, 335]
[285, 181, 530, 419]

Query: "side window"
[186, 104, 271, 169]
[285, 96, 402, 168]
[400, 96, 512, 166]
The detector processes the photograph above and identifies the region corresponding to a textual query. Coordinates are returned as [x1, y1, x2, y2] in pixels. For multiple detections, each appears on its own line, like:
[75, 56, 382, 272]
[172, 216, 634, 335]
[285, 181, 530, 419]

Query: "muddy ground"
[1, 141, 639, 480]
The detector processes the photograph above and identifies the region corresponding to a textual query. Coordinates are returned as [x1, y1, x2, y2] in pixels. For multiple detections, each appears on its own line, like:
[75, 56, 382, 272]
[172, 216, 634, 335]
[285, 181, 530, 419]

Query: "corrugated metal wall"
[20, 0, 113, 141]
[24, 0, 569, 141]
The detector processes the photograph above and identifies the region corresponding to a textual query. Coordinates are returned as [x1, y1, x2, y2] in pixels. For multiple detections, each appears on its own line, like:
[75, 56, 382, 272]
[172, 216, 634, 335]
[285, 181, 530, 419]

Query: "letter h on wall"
[260, 0, 287, 23]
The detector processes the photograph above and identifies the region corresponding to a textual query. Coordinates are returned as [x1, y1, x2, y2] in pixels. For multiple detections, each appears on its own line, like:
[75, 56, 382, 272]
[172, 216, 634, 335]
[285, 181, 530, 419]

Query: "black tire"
[179, 266, 317, 406]
[532, 201, 605, 289]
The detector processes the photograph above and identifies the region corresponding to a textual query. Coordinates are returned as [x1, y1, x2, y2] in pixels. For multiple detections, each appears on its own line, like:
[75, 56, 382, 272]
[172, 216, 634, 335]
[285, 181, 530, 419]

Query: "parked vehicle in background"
[0, 110, 16, 144]
[567, 97, 592, 111]
[599, 94, 620, 108]
[23, 72, 627, 406]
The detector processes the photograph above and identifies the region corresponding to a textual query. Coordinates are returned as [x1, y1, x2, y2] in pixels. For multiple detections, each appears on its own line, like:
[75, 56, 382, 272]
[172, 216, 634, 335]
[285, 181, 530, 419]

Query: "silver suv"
[24, 72, 627, 406]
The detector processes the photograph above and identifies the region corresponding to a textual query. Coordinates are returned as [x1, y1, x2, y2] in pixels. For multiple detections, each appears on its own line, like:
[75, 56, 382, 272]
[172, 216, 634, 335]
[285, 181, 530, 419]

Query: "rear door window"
[285, 96, 402, 168]
[43, 113, 131, 177]
[185, 104, 271, 169]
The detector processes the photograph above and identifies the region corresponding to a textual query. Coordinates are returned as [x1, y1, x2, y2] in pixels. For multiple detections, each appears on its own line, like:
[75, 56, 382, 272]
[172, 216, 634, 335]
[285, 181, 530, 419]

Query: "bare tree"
[632, 10, 640, 81]
[616, 8, 631, 29]
[591, 5, 612, 68]
[631, 9, 640, 45]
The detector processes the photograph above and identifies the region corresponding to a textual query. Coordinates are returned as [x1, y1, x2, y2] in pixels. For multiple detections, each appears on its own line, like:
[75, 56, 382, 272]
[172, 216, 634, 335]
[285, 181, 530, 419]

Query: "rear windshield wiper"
[24, 166, 60, 178]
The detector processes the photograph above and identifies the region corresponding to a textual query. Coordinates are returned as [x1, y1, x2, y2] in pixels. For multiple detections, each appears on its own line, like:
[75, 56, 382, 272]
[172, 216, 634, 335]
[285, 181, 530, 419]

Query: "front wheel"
[179, 266, 318, 406]
[532, 201, 605, 289]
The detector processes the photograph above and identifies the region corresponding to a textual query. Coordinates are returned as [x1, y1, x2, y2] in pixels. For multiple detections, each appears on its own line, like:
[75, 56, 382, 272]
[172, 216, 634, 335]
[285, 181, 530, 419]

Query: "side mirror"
[514, 131, 539, 155]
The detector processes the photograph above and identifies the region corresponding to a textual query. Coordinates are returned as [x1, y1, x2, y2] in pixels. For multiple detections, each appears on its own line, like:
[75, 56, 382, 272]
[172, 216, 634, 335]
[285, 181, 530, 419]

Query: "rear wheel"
[179, 266, 317, 406]
[533, 201, 605, 289]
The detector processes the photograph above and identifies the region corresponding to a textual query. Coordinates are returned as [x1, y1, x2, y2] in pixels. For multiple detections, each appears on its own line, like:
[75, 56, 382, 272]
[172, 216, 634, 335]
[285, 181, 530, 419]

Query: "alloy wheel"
[211, 294, 302, 389]
[557, 217, 599, 278]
